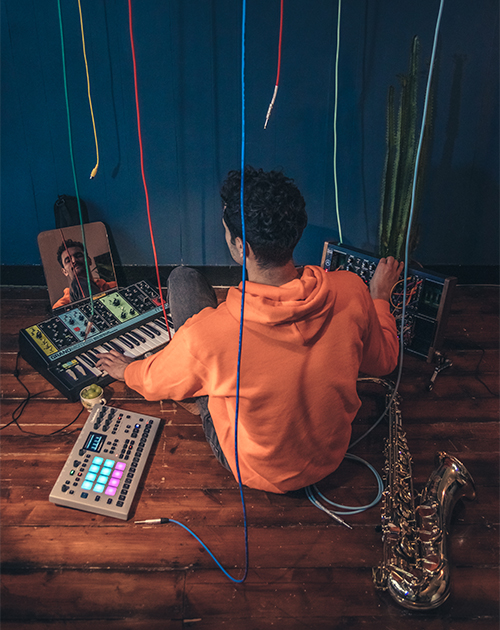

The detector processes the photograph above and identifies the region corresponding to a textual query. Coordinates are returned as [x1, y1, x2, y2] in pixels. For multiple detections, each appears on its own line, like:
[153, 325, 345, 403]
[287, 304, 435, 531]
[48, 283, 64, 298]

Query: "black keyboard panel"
[321, 242, 456, 362]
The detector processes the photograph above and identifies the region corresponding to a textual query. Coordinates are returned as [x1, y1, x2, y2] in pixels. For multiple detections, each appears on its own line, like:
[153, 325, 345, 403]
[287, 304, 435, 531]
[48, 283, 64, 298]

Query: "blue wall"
[1, 0, 498, 268]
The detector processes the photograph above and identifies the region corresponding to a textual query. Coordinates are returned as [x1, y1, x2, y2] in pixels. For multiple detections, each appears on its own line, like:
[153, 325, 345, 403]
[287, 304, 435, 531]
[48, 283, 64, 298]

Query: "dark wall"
[1, 0, 498, 268]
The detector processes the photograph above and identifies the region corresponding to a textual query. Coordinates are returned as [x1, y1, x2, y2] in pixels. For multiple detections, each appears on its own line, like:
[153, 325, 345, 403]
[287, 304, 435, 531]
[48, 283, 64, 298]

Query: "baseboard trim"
[0, 265, 243, 288]
[1, 264, 498, 287]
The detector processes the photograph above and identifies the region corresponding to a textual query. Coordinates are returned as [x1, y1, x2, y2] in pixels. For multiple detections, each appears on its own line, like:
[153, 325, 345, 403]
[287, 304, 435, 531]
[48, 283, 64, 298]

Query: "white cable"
[308, 0, 446, 522]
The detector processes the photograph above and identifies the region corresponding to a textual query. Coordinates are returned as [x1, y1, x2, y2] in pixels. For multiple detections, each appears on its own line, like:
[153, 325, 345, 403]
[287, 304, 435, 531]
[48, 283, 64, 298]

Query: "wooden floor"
[1, 284, 498, 629]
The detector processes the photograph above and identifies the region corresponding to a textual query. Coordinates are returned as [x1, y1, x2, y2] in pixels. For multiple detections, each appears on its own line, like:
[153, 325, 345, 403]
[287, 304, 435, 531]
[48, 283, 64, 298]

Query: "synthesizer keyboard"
[49, 404, 161, 520]
[321, 242, 456, 362]
[19, 280, 174, 401]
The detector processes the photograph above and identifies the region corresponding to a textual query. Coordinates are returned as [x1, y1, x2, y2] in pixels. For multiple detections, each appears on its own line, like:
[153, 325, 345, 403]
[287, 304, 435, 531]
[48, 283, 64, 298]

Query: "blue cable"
[154, 0, 249, 584]
[306, 454, 383, 517]
[306, 0, 445, 520]
[349, 0, 445, 453]
[168, 519, 246, 582]
[228, 0, 250, 582]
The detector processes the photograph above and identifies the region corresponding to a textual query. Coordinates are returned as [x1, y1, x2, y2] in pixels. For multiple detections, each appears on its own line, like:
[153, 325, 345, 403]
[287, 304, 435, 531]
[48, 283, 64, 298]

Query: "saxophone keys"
[421, 553, 441, 572]
[417, 502, 441, 543]
[416, 503, 438, 518]
[418, 527, 441, 544]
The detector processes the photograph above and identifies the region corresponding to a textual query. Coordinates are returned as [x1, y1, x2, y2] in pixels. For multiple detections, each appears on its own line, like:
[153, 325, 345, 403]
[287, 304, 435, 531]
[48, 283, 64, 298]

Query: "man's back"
[124, 266, 399, 493]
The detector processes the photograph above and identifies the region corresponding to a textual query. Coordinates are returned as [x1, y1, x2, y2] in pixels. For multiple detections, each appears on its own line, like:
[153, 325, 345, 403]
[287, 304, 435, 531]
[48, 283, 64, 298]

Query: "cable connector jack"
[427, 352, 452, 391]
[84, 319, 94, 341]
[135, 518, 170, 525]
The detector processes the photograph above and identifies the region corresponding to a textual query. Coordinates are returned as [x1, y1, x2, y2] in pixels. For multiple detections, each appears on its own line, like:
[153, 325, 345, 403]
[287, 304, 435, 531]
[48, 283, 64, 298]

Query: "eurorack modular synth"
[321, 242, 456, 362]
[49, 403, 161, 520]
[19, 280, 174, 401]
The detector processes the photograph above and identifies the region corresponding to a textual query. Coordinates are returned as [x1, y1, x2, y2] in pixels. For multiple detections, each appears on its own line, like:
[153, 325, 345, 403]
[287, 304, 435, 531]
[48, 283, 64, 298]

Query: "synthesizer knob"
[36, 331, 42, 339]
[78, 315, 84, 321]
[130, 309, 136, 315]
[69, 318, 75, 325]
[121, 312, 127, 319]
[113, 298, 121, 306]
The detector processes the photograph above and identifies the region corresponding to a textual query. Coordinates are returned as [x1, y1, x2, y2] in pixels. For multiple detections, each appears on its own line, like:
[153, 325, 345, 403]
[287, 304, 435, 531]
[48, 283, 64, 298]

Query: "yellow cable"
[78, 0, 99, 179]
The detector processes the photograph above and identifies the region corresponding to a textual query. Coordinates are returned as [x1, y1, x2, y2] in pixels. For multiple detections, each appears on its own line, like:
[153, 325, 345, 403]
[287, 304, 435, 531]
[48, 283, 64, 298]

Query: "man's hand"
[95, 350, 134, 381]
[369, 256, 404, 302]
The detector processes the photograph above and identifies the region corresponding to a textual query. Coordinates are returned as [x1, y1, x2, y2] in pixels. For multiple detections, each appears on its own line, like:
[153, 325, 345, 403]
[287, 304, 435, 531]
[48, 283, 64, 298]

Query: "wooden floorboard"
[1, 285, 498, 628]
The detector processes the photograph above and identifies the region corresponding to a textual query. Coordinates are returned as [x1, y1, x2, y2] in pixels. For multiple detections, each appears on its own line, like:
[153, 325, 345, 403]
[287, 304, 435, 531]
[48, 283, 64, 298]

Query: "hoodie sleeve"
[359, 298, 399, 376]
[123, 326, 208, 401]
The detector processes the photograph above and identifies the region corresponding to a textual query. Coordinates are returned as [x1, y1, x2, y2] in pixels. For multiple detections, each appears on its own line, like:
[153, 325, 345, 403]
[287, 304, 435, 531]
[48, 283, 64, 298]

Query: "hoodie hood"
[225, 265, 334, 345]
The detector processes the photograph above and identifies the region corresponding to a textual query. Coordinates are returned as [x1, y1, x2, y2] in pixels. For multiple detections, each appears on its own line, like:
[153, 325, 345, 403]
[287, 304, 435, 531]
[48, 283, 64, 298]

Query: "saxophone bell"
[367, 379, 476, 610]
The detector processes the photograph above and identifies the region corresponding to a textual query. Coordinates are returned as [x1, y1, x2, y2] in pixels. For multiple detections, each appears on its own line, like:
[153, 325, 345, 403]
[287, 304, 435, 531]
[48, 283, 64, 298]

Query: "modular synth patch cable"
[321, 242, 456, 363]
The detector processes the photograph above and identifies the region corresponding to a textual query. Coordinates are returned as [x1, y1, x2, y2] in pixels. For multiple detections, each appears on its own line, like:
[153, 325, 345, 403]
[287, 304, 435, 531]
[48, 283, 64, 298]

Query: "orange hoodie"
[124, 266, 398, 493]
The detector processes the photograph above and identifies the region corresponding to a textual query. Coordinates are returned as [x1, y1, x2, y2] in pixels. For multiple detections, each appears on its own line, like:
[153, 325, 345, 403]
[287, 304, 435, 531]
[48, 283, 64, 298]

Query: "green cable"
[57, 0, 94, 321]
[333, 0, 343, 244]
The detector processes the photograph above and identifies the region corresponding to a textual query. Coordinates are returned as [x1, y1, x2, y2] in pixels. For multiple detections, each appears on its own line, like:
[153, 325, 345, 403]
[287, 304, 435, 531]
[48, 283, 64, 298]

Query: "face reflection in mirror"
[37, 222, 118, 310]
[60, 245, 89, 281]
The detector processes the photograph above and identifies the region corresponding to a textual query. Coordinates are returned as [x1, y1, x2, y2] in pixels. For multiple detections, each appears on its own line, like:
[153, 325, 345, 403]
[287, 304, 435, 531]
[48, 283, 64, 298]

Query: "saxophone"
[362, 378, 476, 610]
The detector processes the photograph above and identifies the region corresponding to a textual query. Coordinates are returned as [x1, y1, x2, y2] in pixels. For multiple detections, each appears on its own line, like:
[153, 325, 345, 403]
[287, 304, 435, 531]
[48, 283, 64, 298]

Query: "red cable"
[128, 0, 171, 339]
[275, 0, 284, 87]
[264, 0, 284, 128]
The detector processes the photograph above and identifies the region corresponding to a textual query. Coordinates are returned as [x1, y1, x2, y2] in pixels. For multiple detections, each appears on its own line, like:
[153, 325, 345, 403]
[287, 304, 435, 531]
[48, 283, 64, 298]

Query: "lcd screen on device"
[83, 432, 106, 453]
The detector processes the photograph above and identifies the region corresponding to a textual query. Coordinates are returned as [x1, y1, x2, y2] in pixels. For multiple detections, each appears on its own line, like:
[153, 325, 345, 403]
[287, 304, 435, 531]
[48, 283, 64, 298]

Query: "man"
[53, 239, 117, 309]
[97, 166, 402, 493]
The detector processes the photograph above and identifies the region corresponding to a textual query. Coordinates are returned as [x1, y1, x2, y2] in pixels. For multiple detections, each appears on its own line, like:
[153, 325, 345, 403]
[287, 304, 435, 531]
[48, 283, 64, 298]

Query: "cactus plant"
[378, 36, 433, 261]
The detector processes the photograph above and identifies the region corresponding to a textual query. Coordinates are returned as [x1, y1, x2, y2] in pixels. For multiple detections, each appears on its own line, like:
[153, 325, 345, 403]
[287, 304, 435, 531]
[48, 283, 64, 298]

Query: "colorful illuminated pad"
[81, 456, 120, 496]
[48, 404, 160, 520]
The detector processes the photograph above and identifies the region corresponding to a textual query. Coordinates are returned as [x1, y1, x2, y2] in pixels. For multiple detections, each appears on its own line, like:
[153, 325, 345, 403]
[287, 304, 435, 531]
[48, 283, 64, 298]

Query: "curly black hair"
[221, 166, 307, 267]
[56, 239, 85, 267]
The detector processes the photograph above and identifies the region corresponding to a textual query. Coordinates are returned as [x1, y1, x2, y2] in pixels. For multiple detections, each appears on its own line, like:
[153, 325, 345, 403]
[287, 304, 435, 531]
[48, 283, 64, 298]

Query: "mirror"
[38, 222, 117, 310]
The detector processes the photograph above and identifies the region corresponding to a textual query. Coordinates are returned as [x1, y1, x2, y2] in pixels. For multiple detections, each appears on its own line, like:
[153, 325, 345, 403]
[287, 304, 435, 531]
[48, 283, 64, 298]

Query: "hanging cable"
[127, 0, 171, 338]
[333, 0, 343, 243]
[228, 0, 251, 584]
[264, 0, 284, 129]
[77, 0, 99, 179]
[58, 226, 86, 300]
[346, 0, 446, 452]
[133, 0, 249, 584]
[308, 0, 446, 521]
[56, 0, 94, 324]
